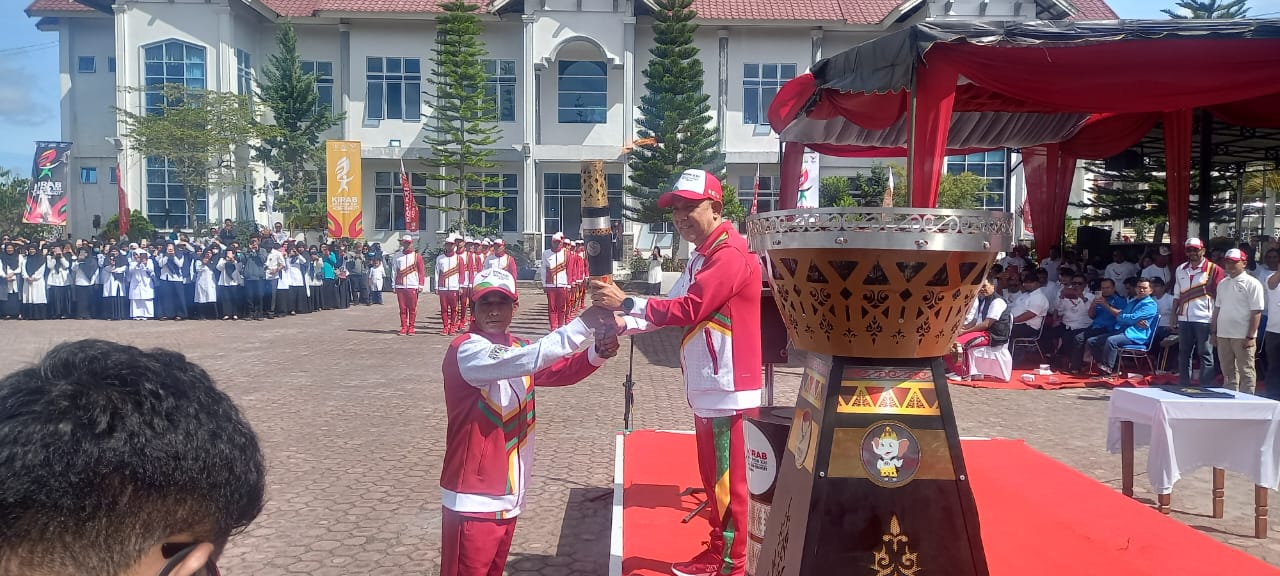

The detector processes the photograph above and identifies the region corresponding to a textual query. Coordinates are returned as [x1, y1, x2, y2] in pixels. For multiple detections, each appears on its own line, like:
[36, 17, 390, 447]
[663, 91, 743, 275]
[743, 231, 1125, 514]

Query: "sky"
[1, 0, 1279, 174]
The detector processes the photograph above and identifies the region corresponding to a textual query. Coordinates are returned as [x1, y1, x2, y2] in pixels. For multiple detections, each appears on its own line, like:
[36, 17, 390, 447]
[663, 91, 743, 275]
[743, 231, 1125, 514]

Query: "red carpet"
[615, 430, 1279, 576]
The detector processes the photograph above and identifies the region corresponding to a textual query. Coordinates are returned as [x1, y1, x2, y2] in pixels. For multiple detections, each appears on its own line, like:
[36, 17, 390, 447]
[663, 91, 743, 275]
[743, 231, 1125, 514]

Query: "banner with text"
[325, 140, 364, 238]
[797, 149, 820, 208]
[23, 141, 73, 225]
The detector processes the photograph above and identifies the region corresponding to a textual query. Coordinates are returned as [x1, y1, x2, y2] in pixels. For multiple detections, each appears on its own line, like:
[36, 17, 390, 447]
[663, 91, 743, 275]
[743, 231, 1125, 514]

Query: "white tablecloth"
[1105, 387, 1280, 494]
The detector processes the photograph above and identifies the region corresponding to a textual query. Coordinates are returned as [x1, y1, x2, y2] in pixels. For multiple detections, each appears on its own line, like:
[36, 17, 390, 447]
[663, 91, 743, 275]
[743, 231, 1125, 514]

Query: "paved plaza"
[4, 294, 1279, 574]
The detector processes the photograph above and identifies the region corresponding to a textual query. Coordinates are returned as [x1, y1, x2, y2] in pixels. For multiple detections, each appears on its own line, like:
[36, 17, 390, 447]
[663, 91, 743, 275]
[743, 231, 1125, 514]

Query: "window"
[738, 175, 779, 213]
[483, 59, 517, 123]
[109, 166, 118, 184]
[543, 172, 623, 248]
[80, 167, 98, 184]
[236, 49, 253, 99]
[143, 40, 206, 114]
[557, 60, 607, 124]
[366, 57, 421, 121]
[77, 56, 95, 73]
[146, 157, 206, 229]
[467, 173, 519, 232]
[945, 149, 1008, 210]
[108, 57, 116, 73]
[302, 60, 335, 112]
[743, 63, 796, 125]
[309, 170, 326, 203]
[374, 171, 428, 231]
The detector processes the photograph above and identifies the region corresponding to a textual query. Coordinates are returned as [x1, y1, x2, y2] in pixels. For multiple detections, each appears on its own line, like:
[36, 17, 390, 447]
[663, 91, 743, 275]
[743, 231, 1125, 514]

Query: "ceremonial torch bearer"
[580, 159, 633, 429]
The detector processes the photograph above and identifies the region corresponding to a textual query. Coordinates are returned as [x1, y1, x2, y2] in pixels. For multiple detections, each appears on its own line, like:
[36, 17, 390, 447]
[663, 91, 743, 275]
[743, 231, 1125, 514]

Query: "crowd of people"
[948, 237, 1280, 399]
[0, 219, 392, 322]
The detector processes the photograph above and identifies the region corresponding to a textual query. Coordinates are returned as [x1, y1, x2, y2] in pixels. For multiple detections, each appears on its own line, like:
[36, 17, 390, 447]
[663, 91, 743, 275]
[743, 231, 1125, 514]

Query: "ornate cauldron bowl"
[746, 208, 1013, 358]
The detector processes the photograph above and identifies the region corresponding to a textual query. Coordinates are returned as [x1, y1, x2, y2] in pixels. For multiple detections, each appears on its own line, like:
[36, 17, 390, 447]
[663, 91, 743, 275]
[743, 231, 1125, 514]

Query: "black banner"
[23, 141, 74, 226]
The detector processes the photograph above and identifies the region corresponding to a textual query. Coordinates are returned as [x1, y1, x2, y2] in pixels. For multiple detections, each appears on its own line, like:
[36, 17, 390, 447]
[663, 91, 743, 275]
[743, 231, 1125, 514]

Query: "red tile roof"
[27, 0, 1118, 23]
[1069, 0, 1119, 20]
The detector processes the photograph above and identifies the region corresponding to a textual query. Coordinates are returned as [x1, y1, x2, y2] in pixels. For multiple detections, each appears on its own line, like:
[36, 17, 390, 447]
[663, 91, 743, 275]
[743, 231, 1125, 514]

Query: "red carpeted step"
[617, 431, 1279, 576]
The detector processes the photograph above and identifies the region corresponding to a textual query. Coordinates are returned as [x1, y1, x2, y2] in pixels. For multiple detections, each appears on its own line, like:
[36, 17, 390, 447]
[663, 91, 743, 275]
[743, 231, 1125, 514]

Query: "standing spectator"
[648, 247, 664, 296]
[1172, 238, 1225, 388]
[368, 257, 385, 305]
[0, 244, 19, 319]
[1105, 250, 1138, 297]
[1087, 278, 1158, 376]
[1212, 248, 1265, 394]
[72, 246, 99, 320]
[101, 248, 128, 321]
[0, 339, 265, 576]
[193, 249, 219, 320]
[216, 250, 244, 320]
[347, 243, 368, 306]
[157, 242, 191, 320]
[1142, 247, 1172, 284]
[242, 237, 269, 321]
[127, 249, 157, 319]
[46, 244, 73, 319]
[217, 218, 237, 246]
[1264, 266, 1280, 399]
[1041, 246, 1063, 283]
[21, 244, 47, 320]
[272, 221, 291, 246]
[319, 244, 338, 310]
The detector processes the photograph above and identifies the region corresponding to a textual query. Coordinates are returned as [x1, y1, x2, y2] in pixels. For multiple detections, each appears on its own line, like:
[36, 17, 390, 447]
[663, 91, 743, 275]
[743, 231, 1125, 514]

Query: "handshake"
[579, 279, 636, 360]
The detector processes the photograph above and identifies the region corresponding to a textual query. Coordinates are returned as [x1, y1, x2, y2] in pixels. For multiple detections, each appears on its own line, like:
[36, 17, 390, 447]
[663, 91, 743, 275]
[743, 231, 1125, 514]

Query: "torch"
[580, 160, 633, 430]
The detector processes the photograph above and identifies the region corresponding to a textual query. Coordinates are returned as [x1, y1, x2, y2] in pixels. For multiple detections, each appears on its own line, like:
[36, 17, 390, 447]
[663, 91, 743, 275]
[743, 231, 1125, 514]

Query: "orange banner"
[326, 140, 363, 238]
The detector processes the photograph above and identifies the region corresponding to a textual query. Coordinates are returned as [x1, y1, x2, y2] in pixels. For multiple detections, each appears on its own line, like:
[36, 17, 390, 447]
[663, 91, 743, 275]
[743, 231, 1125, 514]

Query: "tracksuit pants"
[695, 413, 749, 576]
[439, 290, 460, 331]
[440, 508, 517, 576]
[396, 288, 419, 333]
[545, 287, 568, 330]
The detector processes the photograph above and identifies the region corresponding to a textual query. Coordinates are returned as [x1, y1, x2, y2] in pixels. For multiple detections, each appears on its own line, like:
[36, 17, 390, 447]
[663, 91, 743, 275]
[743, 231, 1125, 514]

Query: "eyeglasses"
[158, 543, 219, 576]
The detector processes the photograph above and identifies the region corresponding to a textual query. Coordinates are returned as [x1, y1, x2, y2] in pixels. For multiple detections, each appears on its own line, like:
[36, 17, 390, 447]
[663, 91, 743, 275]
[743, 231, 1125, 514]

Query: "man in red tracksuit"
[440, 269, 618, 576]
[592, 168, 761, 576]
[393, 234, 426, 336]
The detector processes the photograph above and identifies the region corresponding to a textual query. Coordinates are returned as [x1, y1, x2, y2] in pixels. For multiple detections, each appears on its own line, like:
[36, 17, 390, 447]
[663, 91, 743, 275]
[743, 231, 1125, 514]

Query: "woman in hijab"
[72, 246, 99, 320]
[193, 248, 218, 320]
[307, 246, 324, 312]
[127, 248, 157, 319]
[287, 243, 310, 314]
[101, 247, 128, 320]
[0, 243, 18, 319]
[45, 243, 73, 319]
[21, 244, 48, 320]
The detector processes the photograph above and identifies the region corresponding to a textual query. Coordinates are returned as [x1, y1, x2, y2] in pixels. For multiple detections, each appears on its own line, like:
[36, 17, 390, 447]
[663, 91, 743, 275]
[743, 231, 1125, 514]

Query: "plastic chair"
[968, 342, 1013, 382]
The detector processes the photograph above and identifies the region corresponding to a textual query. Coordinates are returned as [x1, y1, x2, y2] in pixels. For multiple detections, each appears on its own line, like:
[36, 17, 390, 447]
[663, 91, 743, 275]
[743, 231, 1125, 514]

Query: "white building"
[26, 0, 1114, 249]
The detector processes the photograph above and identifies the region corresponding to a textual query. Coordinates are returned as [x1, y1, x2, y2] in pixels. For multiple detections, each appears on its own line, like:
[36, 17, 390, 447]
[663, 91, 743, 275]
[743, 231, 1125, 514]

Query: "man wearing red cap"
[436, 235, 463, 335]
[393, 234, 425, 336]
[592, 168, 761, 576]
[541, 232, 571, 329]
[440, 269, 618, 576]
[1172, 237, 1225, 387]
[485, 238, 519, 279]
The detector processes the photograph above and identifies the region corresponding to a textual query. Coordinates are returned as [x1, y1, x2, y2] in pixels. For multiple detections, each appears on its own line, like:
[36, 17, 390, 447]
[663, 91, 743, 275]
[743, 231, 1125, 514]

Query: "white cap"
[472, 268, 518, 301]
[494, 238, 505, 245]
[552, 232, 566, 241]
[1185, 237, 1205, 249]
[465, 236, 477, 244]
[1225, 248, 1247, 262]
[481, 238, 493, 246]
[400, 234, 414, 242]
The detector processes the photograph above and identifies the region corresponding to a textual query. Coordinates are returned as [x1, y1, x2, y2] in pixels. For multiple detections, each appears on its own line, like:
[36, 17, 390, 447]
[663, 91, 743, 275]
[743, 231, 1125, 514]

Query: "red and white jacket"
[623, 221, 762, 416]
[485, 252, 519, 279]
[440, 318, 605, 518]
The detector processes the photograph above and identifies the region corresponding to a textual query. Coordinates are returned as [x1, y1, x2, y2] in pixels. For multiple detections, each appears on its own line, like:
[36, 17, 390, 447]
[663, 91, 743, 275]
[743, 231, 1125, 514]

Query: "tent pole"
[1235, 167, 1245, 241]
[1198, 109, 1214, 241]
[906, 85, 918, 204]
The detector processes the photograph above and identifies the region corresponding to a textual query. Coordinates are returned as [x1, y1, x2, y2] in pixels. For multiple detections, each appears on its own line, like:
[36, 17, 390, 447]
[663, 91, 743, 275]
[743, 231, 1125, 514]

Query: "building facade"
[27, 0, 1114, 249]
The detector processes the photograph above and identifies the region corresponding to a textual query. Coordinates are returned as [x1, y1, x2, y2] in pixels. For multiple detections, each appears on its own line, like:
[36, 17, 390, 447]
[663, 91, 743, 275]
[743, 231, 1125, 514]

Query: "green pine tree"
[625, 0, 721, 247]
[1073, 158, 1235, 239]
[423, 1, 503, 234]
[254, 22, 344, 231]
[1162, 0, 1250, 18]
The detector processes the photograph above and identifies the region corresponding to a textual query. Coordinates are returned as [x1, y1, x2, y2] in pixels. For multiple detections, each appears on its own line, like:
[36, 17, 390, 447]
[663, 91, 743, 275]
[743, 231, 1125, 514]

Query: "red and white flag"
[751, 164, 761, 215]
[116, 166, 130, 236]
[400, 160, 418, 233]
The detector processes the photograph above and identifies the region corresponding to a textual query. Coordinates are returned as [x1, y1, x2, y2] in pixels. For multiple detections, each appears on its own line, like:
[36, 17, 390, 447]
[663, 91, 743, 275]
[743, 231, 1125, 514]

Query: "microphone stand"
[623, 337, 635, 432]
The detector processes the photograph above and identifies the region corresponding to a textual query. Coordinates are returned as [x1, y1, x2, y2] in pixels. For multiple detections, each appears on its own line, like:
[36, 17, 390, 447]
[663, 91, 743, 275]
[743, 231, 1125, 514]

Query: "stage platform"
[610, 430, 1280, 576]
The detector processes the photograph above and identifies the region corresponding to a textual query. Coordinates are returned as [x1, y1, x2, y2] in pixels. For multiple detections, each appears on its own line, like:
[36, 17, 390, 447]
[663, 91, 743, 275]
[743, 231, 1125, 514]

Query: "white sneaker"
[946, 372, 962, 381]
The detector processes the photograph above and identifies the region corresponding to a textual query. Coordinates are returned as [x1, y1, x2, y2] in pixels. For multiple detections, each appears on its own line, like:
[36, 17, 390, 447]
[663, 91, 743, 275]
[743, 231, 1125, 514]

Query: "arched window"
[142, 40, 206, 114]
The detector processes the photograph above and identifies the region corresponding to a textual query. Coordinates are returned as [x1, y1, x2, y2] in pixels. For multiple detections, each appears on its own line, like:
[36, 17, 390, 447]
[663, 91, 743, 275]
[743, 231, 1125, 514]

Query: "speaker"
[92, 215, 101, 229]
[1075, 225, 1112, 262]
[1104, 149, 1143, 172]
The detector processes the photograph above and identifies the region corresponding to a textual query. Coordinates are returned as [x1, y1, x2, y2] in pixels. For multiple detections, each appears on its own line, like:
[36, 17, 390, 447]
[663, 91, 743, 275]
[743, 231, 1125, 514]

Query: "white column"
[811, 28, 823, 65]
[520, 14, 539, 241]
[621, 16, 636, 244]
[113, 3, 140, 216]
[340, 23, 352, 139]
[717, 28, 728, 153]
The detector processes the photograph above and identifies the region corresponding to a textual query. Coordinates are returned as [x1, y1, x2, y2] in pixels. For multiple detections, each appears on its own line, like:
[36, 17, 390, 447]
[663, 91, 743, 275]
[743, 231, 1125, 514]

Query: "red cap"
[1225, 248, 1247, 262]
[658, 169, 723, 209]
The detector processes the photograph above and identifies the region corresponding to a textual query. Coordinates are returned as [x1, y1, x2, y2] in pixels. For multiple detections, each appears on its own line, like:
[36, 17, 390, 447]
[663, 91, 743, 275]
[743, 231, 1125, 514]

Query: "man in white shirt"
[1104, 250, 1138, 298]
[1212, 248, 1266, 394]
[393, 234, 425, 336]
[998, 245, 1029, 275]
[1041, 246, 1063, 283]
[1036, 267, 1060, 304]
[1263, 264, 1280, 400]
[1049, 272, 1093, 371]
[1141, 247, 1172, 284]
[1008, 273, 1050, 355]
[1172, 237, 1225, 387]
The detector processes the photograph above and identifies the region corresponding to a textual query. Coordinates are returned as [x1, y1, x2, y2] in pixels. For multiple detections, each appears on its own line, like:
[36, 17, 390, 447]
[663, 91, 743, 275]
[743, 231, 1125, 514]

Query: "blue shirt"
[1116, 295, 1159, 347]
[1091, 294, 1127, 329]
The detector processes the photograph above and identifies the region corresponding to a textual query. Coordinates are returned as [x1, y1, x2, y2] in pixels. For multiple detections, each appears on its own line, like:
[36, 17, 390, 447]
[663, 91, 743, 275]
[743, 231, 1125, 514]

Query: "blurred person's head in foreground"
[0, 339, 265, 576]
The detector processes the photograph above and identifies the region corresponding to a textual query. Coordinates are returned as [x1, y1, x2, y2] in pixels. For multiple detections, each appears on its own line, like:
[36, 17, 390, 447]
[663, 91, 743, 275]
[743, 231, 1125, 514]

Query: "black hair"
[0, 340, 265, 575]
[1149, 277, 1166, 287]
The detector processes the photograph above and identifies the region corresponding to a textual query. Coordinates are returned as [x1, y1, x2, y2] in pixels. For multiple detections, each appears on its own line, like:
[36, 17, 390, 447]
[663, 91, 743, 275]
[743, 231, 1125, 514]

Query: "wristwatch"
[622, 297, 635, 313]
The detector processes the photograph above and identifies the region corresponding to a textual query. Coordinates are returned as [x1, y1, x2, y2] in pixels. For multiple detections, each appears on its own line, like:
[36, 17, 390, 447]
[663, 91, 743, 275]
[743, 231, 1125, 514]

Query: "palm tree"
[1162, 0, 1250, 19]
